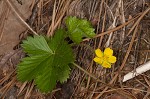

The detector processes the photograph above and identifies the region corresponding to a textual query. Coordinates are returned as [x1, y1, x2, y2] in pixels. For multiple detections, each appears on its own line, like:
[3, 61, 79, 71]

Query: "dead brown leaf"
[0, 0, 32, 55]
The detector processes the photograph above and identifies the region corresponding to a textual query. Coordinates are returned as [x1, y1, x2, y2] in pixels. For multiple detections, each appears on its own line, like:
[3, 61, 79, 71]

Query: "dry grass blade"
[47, 0, 56, 36]
[95, 87, 150, 94]
[47, 0, 71, 37]
[143, 77, 150, 99]
[98, 4, 106, 48]
[127, 6, 150, 36]
[0, 70, 15, 84]
[0, 76, 16, 98]
[17, 81, 28, 96]
[24, 81, 34, 99]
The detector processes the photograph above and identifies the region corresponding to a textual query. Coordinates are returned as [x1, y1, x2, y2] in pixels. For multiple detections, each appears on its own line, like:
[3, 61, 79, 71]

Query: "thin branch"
[123, 61, 150, 82]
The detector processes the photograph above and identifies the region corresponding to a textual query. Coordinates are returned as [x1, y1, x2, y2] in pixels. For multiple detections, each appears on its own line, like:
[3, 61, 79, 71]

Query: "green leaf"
[17, 29, 74, 92]
[17, 54, 52, 82]
[22, 35, 53, 56]
[66, 16, 95, 43]
[57, 65, 71, 83]
[35, 67, 57, 92]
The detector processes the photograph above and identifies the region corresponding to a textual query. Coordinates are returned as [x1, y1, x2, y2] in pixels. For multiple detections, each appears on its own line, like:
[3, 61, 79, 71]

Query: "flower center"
[103, 55, 109, 61]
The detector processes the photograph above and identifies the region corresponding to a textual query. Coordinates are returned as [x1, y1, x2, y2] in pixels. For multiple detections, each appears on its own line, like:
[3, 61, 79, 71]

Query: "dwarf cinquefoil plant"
[17, 16, 96, 93]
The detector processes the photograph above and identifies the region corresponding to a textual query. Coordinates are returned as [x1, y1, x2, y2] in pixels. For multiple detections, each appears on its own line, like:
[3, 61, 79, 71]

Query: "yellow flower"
[93, 48, 116, 68]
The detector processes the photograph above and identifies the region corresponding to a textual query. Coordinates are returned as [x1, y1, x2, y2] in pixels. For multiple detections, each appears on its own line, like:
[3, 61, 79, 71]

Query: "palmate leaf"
[17, 29, 74, 92]
[65, 16, 96, 43]
[22, 35, 53, 56]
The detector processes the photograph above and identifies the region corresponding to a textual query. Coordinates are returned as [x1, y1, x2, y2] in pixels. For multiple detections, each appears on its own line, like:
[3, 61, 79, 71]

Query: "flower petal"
[108, 56, 116, 63]
[104, 48, 113, 56]
[95, 49, 103, 57]
[101, 61, 111, 68]
[93, 57, 103, 64]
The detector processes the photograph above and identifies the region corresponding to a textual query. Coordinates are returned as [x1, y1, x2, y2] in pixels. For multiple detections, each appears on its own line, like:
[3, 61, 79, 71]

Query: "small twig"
[127, 6, 150, 36]
[123, 61, 150, 82]
[105, 17, 117, 47]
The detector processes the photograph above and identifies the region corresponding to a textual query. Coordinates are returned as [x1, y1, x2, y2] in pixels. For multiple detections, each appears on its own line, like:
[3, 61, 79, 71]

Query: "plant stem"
[72, 62, 111, 87]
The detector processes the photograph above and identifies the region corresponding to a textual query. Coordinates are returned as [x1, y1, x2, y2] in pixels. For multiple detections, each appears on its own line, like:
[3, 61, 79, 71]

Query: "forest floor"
[0, 0, 150, 99]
